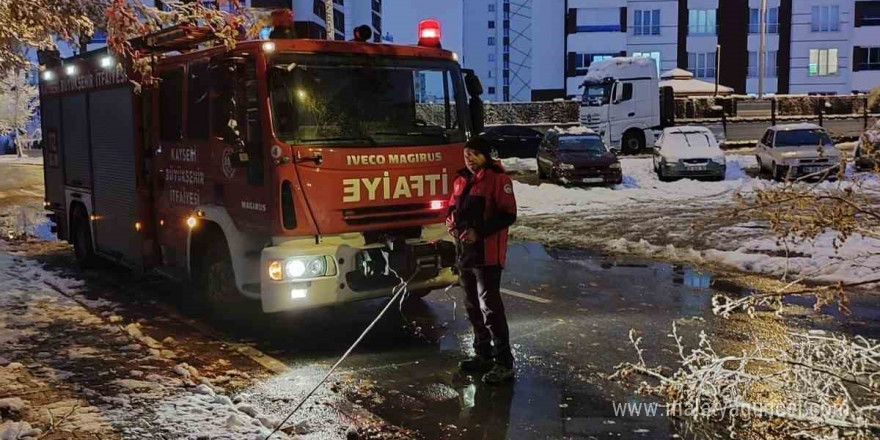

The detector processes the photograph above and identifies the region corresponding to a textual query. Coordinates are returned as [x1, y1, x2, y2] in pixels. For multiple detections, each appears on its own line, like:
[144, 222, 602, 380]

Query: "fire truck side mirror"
[463, 69, 484, 97]
[462, 69, 485, 135]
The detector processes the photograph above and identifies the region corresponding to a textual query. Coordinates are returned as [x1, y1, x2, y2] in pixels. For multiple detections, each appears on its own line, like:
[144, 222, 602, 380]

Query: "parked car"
[537, 127, 622, 185]
[482, 125, 544, 159]
[854, 122, 879, 172]
[653, 126, 726, 182]
[755, 124, 841, 181]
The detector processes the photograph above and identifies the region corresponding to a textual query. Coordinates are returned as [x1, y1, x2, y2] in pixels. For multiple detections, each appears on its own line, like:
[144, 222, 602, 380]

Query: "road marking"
[500, 288, 552, 304]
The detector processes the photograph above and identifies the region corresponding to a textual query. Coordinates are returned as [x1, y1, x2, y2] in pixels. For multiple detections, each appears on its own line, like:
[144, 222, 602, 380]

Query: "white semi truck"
[579, 57, 675, 153]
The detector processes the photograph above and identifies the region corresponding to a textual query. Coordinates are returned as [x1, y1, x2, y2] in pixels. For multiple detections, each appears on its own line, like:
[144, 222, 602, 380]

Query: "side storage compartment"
[88, 87, 142, 268]
[61, 93, 92, 188]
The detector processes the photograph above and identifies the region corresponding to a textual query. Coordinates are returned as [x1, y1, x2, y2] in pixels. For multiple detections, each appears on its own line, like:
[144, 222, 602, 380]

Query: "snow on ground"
[514, 154, 757, 216]
[0, 244, 294, 439]
[0, 155, 42, 166]
[509, 153, 880, 286]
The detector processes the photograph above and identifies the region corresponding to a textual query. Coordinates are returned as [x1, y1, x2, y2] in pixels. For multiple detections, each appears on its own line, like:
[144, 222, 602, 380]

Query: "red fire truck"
[38, 18, 485, 314]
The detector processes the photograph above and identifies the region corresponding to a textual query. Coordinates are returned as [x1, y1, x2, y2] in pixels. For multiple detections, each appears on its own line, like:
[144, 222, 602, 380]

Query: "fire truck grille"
[342, 203, 441, 226]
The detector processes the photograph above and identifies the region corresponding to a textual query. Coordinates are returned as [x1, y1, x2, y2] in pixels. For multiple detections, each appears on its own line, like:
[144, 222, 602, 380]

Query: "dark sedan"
[537, 129, 623, 185]
[482, 125, 544, 159]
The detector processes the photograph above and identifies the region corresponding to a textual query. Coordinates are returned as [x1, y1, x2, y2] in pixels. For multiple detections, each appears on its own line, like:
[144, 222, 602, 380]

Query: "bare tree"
[0, 70, 38, 157]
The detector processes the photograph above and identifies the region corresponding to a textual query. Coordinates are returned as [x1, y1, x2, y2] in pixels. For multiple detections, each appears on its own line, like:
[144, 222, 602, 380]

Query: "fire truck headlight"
[262, 41, 276, 53]
[268, 261, 284, 281]
[283, 256, 330, 279]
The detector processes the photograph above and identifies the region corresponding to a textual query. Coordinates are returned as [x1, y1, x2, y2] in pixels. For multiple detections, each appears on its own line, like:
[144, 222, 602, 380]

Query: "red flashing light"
[418, 19, 442, 48]
[430, 200, 445, 211]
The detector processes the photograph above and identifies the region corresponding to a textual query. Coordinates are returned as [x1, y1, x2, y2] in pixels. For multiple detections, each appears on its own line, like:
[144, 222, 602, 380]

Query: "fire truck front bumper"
[259, 225, 458, 313]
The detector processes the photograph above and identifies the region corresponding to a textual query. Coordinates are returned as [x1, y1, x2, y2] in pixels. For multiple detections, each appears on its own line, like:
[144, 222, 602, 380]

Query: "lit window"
[809, 48, 839, 76]
[688, 9, 717, 35]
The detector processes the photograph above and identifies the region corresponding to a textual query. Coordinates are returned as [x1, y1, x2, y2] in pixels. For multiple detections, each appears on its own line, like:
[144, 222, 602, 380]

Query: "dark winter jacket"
[446, 162, 517, 268]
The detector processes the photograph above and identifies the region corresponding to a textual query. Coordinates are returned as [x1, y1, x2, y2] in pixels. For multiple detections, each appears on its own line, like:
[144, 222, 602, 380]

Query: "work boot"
[482, 363, 515, 385]
[458, 356, 494, 373]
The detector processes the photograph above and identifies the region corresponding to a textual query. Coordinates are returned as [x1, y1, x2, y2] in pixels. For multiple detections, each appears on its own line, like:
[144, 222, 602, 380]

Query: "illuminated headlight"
[610, 163, 621, 170]
[284, 256, 329, 279]
[559, 163, 576, 171]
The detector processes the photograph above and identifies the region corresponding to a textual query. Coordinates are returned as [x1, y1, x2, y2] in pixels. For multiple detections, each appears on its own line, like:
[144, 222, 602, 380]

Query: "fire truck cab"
[38, 21, 485, 314]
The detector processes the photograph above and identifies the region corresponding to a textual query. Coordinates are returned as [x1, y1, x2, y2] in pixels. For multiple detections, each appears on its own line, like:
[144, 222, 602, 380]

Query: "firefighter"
[446, 136, 517, 384]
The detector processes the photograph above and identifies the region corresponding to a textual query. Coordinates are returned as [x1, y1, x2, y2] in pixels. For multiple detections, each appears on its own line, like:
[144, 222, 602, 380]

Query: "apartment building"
[463, 0, 534, 102]
[250, 0, 382, 42]
[528, 0, 880, 100]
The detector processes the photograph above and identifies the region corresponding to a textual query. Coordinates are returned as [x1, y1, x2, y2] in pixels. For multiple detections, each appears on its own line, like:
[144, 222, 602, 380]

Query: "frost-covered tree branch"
[612, 324, 880, 439]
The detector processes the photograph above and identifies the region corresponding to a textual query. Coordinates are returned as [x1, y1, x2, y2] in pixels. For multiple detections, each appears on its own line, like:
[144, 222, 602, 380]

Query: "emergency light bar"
[418, 19, 442, 48]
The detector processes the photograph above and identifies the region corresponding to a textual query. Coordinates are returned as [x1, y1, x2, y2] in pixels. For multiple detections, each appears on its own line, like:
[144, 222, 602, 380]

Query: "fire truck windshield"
[270, 54, 468, 147]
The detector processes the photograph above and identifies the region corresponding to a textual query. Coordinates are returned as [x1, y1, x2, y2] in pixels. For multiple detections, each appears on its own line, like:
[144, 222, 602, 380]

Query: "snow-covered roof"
[659, 68, 734, 97]
[663, 126, 713, 135]
[548, 125, 598, 136]
[584, 57, 657, 82]
[769, 123, 824, 131]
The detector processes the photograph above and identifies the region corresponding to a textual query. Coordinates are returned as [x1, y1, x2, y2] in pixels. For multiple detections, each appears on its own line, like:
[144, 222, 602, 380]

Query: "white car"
[755, 124, 841, 181]
[653, 126, 726, 182]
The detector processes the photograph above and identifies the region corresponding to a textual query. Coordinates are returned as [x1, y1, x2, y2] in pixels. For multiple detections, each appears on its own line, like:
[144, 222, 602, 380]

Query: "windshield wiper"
[297, 137, 377, 146]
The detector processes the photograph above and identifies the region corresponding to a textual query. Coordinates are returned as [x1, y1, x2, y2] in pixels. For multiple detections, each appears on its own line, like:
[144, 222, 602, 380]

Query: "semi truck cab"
[579, 57, 673, 153]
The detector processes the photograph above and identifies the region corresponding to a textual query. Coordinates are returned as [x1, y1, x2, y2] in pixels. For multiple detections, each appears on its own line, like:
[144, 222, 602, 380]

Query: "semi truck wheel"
[71, 205, 96, 268]
[622, 130, 645, 154]
[195, 233, 251, 321]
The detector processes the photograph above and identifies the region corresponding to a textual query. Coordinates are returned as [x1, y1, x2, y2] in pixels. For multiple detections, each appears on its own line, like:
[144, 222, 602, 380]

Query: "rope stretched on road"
[265, 270, 419, 439]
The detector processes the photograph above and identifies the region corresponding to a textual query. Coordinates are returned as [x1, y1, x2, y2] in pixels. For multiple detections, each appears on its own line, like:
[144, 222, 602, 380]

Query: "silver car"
[755, 124, 842, 181]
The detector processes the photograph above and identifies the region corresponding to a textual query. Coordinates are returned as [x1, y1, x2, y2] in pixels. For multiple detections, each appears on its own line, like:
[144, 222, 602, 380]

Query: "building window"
[862, 47, 880, 70]
[748, 51, 778, 77]
[313, 0, 326, 19]
[488, 53, 496, 62]
[488, 20, 495, 29]
[632, 51, 661, 74]
[334, 9, 345, 34]
[809, 48, 839, 76]
[858, 2, 880, 26]
[504, 28, 509, 37]
[372, 0, 380, 13]
[488, 86, 496, 94]
[574, 53, 616, 73]
[749, 7, 779, 33]
[576, 8, 622, 32]
[811, 6, 840, 32]
[488, 37, 496, 46]
[688, 52, 717, 78]
[634, 10, 661, 36]
[688, 9, 717, 35]
[488, 4, 495, 12]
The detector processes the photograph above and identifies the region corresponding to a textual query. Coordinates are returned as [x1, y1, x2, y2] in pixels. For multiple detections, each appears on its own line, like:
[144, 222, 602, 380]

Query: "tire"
[772, 162, 787, 182]
[193, 232, 252, 321]
[70, 205, 96, 268]
[756, 156, 764, 175]
[537, 159, 548, 180]
[657, 166, 670, 182]
[621, 130, 645, 155]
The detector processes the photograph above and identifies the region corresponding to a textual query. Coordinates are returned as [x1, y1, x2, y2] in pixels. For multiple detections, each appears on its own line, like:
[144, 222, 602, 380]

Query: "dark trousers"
[460, 265, 513, 368]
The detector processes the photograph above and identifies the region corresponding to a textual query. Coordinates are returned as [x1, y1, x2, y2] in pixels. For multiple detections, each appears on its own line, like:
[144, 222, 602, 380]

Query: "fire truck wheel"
[196, 234, 251, 320]
[71, 205, 96, 268]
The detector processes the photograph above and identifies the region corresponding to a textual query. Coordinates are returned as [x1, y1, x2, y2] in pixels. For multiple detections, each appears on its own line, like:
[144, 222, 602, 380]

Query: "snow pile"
[501, 157, 537, 174]
[0, 421, 41, 440]
[704, 230, 880, 284]
[515, 155, 758, 216]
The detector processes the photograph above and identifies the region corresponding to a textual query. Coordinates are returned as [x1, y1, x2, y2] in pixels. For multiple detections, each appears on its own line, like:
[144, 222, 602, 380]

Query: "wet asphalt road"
[234, 243, 880, 440]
